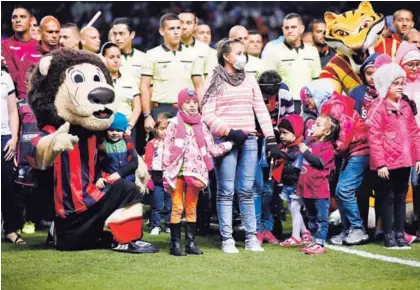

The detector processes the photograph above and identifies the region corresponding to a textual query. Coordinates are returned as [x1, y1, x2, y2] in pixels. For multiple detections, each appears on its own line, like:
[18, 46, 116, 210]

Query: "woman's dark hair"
[216, 38, 245, 67]
[100, 42, 120, 56]
[257, 70, 282, 96]
[322, 115, 340, 147]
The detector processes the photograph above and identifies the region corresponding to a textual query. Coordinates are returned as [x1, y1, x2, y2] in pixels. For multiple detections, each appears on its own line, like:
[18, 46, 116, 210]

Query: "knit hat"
[109, 112, 128, 132]
[401, 49, 420, 65]
[385, 15, 396, 34]
[300, 79, 334, 113]
[178, 88, 199, 108]
[373, 54, 406, 98]
[278, 114, 304, 138]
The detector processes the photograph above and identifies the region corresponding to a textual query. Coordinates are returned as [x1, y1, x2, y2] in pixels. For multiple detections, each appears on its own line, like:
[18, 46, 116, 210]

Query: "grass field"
[2, 223, 420, 290]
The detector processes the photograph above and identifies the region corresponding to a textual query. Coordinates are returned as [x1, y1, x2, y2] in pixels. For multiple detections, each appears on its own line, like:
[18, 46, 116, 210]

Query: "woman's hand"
[96, 178, 106, 189]
[3, 137, 17, 161]
[378, 167, 389, 180]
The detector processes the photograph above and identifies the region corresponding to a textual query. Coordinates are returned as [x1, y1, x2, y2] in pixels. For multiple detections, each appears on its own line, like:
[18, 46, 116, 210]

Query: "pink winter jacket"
[368, 98, 420, 171]
[162, 117, 233, 191]
[395, 41, 420, 126]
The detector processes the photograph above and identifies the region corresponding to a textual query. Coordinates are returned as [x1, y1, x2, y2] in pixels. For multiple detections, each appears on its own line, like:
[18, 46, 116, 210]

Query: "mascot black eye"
[71, 71, 85, 83]
[93, 73, 102, 82]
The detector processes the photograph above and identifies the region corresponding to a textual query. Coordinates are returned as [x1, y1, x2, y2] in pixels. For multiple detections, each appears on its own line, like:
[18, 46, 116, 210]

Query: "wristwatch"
[143, 113, 151, 118]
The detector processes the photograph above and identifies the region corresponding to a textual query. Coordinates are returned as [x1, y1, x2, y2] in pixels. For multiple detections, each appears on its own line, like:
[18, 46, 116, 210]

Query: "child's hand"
[416, 161, 420, 174]
[107, 172, 121, 183]
[96, 178, 106, 189]
[299, 143, 308, 153]
[378, 167, 389, 180]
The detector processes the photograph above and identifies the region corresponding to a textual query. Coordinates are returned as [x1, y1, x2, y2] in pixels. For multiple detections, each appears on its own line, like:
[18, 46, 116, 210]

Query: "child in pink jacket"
[368, 55, 420, 249]
[163, 88, 233, 256]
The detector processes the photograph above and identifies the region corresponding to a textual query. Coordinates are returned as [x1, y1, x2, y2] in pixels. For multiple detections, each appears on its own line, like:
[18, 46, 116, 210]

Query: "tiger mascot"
[321, 2, 416, 236]
[320, 1, 385, 94]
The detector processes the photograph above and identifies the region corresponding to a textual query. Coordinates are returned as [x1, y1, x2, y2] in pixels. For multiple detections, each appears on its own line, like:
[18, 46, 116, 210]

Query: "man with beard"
[308, 19, 335, 68]
[375, 9, 415, 59]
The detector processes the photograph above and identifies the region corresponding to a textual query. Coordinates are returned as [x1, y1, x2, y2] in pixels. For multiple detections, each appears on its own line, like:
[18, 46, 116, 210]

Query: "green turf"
[2, 228, 420, 290]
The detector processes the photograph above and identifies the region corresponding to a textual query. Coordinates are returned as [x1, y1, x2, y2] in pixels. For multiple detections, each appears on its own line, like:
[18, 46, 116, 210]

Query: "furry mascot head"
[324, 1, 384, 63]
[320, 1, 385, 94]
[28, 48, 117, 130]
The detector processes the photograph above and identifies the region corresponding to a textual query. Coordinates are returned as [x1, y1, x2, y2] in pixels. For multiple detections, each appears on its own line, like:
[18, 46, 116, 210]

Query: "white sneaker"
[150, 227, 160, 236]
[222, 239, 239, 254]
[245, 236, 265, 252]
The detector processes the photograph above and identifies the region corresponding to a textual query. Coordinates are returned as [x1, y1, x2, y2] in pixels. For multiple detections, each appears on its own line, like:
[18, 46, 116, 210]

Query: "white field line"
[326, 245, 420, 268]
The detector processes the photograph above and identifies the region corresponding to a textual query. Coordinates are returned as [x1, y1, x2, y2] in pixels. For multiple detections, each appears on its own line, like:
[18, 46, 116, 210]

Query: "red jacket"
[1, 37, 41, 101]
[321, 93, 369, 157]
[297, 140, 335, 199]
[368, 98, 420, 171]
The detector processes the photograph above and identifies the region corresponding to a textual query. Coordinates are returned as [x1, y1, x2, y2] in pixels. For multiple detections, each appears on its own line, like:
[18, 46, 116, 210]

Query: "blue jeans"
[253, 165, 274, 232]
[214, 136, 258, 241]
[335, 155, 368, 231]
[150, 185, 172, 228]
[411, 167, 419, 186]
[303, 198, 330, 245]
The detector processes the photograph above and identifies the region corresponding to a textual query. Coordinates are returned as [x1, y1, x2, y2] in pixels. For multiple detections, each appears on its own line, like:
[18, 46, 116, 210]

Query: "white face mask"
[233, 54, 247, 71]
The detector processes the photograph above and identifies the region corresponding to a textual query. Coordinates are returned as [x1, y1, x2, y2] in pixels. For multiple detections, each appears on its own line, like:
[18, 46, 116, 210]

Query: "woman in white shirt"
[1, 63, 23, 244]
[101, 42, 141, 136]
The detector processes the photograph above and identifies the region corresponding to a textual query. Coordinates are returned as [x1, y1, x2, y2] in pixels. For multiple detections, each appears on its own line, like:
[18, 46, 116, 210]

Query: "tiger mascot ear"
[324, 12, 337, 24]
[358, 1, 374, 12]
[323, 1, 384, 54]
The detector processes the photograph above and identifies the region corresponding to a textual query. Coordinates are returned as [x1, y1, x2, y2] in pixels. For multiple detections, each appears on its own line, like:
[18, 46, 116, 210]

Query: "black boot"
[185, 222, 203, 255]
[170, 223, 186, 256]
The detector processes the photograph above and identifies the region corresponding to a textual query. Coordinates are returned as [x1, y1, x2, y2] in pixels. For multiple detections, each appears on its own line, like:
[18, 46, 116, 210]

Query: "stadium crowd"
[1, 2, 420, 255]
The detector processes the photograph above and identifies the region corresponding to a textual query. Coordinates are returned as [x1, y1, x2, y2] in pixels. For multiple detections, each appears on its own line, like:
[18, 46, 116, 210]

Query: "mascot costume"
[27, 48, 157, 253]
[320, 1, 385, 94]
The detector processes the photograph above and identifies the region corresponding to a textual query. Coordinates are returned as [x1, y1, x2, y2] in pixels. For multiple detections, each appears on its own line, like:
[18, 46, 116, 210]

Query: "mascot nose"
[88, 87, 115, 105]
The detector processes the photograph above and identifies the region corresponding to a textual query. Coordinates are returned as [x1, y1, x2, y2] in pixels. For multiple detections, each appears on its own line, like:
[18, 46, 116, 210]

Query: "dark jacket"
[348, 53, 380, 115]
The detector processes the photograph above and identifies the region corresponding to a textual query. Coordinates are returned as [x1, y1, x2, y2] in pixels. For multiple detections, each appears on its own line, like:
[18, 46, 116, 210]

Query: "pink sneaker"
[302, 231, 312, 244]
[256, 232, 265, 245]
[264, 231, 280, 244]
[304, 244, 325, 255]
[280, 236, 303, 247]
[404, 232, 417, 245]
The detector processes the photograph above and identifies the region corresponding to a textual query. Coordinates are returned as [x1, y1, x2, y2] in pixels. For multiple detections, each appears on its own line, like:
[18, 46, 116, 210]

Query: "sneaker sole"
[342, 236, 369, 246]
[223, 250, 240, 254]
[245, 248, 265, 252]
